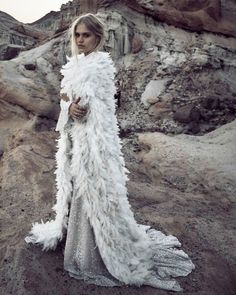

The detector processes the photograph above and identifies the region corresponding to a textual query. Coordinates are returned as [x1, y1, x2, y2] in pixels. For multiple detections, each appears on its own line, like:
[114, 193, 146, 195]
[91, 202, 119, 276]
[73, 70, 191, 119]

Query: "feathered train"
[25, 51, 195, 291]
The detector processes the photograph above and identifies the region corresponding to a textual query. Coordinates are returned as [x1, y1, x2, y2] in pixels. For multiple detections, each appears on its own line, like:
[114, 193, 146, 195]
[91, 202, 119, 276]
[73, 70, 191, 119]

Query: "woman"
[25, 13, 195, 291]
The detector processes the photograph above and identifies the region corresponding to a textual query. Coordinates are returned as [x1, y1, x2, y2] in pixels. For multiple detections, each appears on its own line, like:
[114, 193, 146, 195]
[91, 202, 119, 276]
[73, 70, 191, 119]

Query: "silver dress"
[61, 119, 194, 291]
[63, 131, 124, 287]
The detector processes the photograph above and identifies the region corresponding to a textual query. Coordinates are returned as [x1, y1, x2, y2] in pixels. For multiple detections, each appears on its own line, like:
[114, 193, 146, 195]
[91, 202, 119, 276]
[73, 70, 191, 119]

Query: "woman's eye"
[75, 33, 90, 38]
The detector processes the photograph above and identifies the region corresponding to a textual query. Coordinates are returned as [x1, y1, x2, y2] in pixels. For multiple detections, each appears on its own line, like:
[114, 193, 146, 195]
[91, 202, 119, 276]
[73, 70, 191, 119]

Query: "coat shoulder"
[84, 51, 116, 78]
[93, 51, 115, 69]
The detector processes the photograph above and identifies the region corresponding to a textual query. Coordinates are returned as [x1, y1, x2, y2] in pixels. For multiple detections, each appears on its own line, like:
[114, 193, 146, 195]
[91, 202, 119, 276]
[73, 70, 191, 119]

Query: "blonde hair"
[70, 13, 105, 56]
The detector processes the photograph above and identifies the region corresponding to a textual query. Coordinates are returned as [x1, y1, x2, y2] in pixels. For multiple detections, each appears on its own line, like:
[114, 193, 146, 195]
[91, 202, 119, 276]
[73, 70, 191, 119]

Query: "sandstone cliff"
[0, 11, 49, 60]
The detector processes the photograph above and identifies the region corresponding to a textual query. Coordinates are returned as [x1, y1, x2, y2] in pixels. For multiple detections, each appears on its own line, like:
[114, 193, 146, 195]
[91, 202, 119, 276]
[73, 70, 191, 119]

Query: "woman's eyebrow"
[75, 31, 91, 34]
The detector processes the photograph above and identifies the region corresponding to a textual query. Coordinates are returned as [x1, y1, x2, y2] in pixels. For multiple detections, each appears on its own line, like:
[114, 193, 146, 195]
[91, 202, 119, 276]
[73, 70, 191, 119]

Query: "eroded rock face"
[70, 0, 236, 37]
[0, 36, 67, 155]
[1, 5, 236, 137]
[0, 11, 49, 60]
[114, 16, 236, 135]
[31, 0, 236, 41]
[128, 0, 236, 37]
[30, 11, 61, 32]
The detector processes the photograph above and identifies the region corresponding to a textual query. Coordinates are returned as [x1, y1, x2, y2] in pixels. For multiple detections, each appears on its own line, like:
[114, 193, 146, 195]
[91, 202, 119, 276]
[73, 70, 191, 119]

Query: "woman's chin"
[78, 48, 86, 54]
[78, 48, 94, 56]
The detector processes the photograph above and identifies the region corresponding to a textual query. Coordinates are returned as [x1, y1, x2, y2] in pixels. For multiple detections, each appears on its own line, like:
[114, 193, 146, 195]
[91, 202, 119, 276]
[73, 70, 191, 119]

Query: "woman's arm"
[68, 98, 88, 120]
[61, 93, 87, 118]
[55, 98, 72, 132]
[55, 96, 88, 132]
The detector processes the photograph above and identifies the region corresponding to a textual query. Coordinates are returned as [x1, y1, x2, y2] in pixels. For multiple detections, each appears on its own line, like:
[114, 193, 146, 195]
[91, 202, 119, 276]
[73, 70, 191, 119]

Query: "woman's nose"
[78, 36, 84, 43]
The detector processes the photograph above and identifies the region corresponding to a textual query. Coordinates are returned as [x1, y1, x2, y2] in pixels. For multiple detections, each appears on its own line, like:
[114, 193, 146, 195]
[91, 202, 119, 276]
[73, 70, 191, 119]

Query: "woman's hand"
[69, 97, 88, 119]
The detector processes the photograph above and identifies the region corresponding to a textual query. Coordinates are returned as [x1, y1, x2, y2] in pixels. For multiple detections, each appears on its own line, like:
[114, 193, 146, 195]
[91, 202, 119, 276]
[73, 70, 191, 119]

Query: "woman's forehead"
[75, 23, 91, 33]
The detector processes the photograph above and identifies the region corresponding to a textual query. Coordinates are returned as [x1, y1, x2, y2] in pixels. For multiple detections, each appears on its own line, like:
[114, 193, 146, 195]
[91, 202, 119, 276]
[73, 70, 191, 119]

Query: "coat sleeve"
[55, 99, 72, 132]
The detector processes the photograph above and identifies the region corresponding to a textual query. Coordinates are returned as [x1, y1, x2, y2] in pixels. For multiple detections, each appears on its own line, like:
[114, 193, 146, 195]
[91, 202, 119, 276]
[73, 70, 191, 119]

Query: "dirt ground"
[0, 128, 236, 295]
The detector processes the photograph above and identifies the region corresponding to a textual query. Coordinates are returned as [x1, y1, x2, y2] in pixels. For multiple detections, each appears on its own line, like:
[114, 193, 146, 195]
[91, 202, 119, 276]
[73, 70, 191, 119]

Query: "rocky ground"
[0, 119, 235, 295]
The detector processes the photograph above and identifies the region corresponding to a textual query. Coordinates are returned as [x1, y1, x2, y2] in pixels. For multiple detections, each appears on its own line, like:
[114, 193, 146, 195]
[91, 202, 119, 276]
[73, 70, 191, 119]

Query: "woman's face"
[75, 23, 98, 55]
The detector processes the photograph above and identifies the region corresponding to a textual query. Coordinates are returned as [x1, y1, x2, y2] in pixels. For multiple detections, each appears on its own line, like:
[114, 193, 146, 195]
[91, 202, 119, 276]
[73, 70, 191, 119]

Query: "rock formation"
[0, 11, 49, 60]
[30, 11, 61, 32]
[0, 1, 236, 294]
[54, 0, 236, 37]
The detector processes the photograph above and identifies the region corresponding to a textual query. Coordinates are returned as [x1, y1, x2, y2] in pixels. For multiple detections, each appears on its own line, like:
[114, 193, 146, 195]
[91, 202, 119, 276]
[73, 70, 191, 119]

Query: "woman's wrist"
[68, 102, 73, 116]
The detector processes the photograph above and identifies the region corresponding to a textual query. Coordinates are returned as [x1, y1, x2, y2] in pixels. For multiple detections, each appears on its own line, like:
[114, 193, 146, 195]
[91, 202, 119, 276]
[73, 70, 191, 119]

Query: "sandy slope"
[0, 120, 235, 295]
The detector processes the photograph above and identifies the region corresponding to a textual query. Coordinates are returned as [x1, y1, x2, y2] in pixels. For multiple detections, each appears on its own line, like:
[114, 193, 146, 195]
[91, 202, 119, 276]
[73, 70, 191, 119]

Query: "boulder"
[141, 79, 169, 106]
[131, 35, 143, 54]
[173, 104, 201, 123]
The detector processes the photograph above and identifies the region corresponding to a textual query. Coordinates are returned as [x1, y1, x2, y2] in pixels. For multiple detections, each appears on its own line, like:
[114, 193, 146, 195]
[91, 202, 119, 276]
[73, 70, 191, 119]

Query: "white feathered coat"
[25, 51, 194, 290]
